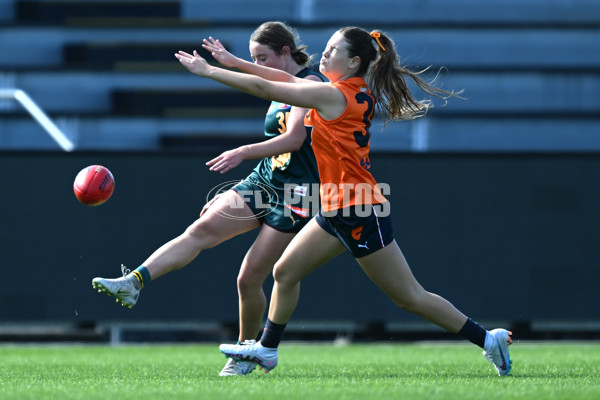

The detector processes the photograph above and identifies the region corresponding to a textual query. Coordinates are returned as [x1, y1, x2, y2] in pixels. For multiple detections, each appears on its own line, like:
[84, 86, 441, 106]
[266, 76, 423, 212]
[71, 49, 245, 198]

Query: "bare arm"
[175, 50, 342, 115]
[202, 37, 304, 84]
[207, 75, 321, 174]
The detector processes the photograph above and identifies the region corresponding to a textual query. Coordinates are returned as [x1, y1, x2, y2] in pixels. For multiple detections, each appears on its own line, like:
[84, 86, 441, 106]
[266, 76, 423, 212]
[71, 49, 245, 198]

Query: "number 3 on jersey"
[273, 109, 291, 170]
[277, 110, 289, 134]
[353, 92, 374, 148]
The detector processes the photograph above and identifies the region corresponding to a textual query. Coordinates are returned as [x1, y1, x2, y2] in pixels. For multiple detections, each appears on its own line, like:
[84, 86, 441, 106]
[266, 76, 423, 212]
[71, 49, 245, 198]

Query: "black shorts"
[315, 204, 394, 258]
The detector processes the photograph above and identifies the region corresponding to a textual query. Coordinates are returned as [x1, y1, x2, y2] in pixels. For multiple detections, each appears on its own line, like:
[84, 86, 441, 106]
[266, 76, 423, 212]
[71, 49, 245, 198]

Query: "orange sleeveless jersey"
[305, 77, 387, 212]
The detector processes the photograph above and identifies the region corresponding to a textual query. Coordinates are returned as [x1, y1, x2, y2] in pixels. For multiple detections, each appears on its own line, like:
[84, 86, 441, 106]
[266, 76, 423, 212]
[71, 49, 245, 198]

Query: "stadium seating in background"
[15, 0, 180, 24]
[0, 0, 599, 151]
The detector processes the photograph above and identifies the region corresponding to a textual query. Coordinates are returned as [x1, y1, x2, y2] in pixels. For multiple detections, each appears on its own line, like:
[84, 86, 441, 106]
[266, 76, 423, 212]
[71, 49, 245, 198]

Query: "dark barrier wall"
[1, 152, 598, 326]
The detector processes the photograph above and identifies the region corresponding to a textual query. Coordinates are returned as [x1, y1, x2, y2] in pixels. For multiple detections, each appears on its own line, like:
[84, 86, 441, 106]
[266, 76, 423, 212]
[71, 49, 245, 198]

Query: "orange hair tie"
[370, 31, 386, 51]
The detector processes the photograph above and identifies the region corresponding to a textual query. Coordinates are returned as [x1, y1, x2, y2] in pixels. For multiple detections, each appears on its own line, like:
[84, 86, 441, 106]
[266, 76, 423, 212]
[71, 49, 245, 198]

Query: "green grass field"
[1, 342, 598, 400]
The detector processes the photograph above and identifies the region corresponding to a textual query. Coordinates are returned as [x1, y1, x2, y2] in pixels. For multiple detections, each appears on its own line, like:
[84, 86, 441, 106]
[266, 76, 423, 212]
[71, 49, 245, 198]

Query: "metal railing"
[0, 88, 75, 152]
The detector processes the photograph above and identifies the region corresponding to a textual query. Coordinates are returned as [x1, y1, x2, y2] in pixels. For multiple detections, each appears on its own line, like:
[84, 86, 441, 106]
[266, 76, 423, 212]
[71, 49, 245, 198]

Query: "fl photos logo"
[205, 181, 390, 220]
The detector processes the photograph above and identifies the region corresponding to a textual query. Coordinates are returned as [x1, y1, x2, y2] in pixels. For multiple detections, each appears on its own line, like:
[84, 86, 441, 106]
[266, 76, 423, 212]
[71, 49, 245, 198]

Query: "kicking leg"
[141, 189, 259, 279]
[93, 190, 259, 307]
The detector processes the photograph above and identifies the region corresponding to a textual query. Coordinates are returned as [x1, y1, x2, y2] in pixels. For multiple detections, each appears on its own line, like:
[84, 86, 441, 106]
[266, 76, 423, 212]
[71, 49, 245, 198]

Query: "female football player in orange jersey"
[177, 26, 512, 377]
[92, 22, 324, 376]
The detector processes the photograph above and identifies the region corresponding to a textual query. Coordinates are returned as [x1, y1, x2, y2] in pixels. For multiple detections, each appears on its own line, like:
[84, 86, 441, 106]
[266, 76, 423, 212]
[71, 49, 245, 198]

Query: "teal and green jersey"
[251, 67, 324, 193]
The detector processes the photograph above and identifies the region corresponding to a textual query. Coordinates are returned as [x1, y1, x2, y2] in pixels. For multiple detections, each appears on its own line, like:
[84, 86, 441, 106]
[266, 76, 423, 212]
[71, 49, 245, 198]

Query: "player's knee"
[394, 298, 418, 312]
[237, 268, 263, 294]
[184, 218, 222, 248]
[272, 263, 297, 289]
[391, 291, 425, 313]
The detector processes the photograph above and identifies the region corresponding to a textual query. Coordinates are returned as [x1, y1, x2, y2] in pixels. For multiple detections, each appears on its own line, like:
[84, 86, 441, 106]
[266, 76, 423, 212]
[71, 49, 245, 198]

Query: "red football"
[73, 165, 115, 206]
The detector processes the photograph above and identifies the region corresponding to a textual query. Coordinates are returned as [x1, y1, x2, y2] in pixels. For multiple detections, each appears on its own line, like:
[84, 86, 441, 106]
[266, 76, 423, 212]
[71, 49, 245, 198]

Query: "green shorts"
[233, 174, 316, 233]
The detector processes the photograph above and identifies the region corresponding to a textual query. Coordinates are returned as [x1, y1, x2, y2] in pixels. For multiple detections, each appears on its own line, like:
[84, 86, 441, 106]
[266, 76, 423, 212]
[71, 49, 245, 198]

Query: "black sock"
[458, 318, 487, 348]
[259, 319, 287, 349]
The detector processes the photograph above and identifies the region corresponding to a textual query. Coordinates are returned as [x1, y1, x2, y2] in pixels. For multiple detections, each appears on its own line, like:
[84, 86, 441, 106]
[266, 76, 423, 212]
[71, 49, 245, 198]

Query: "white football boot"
[219, 357, 257, 376]
[483, 328, 513, 376]
[92, 264, 141, 308]
[219, 340, 278, 373]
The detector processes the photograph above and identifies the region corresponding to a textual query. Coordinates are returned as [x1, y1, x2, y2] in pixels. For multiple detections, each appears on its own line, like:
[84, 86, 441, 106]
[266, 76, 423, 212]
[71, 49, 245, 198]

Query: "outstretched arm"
[202, 37, 305, 84]
[175, 50, 337, 112]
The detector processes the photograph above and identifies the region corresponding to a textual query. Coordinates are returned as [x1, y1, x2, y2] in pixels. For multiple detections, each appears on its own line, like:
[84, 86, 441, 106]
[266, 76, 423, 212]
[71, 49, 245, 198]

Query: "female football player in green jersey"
[91, 21, 324, 376]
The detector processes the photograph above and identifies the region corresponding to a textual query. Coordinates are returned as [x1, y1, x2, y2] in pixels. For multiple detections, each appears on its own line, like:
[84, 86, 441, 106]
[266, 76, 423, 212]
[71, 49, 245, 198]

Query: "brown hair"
[338, 27, 460, 123]
[250, 21, 311, 67]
